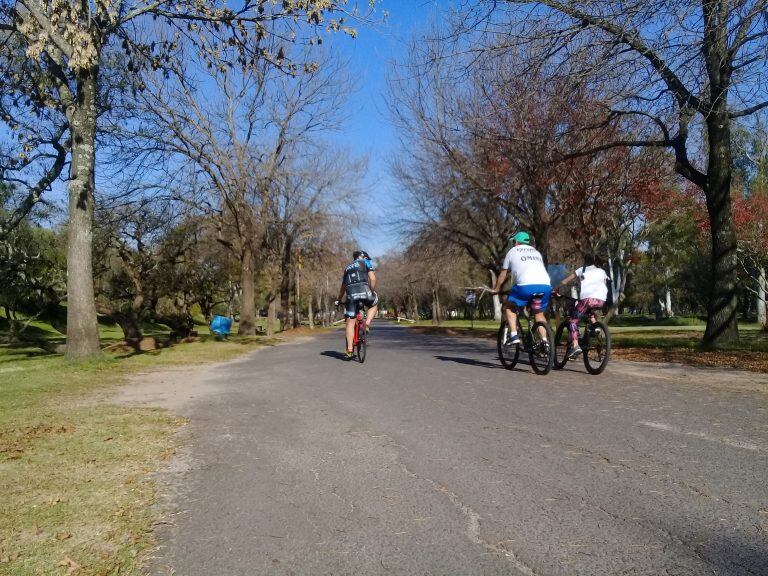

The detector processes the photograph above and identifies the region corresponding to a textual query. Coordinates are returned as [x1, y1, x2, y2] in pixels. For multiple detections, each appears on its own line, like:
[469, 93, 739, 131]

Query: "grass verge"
[0, 336, 270, 575]
[409, 322, 768, 373]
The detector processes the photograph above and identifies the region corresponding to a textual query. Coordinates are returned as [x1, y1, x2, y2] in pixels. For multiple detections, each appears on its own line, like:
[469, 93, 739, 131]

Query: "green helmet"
[510, 231, 531, 245]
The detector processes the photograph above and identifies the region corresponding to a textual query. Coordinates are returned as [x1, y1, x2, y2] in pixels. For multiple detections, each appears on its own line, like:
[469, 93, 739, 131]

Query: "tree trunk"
[490, 269, 502, 322]
[431, 285, 442, 326]
[604, 251, 629, 322]
[65, 70, 101, 359]
[308, 294, 314, 329]
[320, 293, 328, 327]
[200, 297, 213, 323]
[757, 266, 766, 329]
[238, 245, 256, 336]
[664, 283, 674, 318]
[408, 291, 418, 320]
[702, 109, 739, 346]
[116, 314, 143, 350]
[293, 261, 301, 328]
[267, 296, 277, 337]
[279, 242, 292, 329]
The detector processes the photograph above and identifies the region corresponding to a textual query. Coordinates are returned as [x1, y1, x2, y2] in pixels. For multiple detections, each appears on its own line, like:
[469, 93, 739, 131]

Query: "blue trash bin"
[210, 315, 233, 339]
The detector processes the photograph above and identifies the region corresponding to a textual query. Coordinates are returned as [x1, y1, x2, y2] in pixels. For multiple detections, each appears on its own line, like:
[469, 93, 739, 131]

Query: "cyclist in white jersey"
[555, 254, 609, 358]
[491, 231, 552, 346]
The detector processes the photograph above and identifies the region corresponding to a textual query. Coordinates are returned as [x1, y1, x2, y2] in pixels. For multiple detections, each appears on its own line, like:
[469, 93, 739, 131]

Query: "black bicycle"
[496, 291, 555, 375]
[553, 294, 611, 374]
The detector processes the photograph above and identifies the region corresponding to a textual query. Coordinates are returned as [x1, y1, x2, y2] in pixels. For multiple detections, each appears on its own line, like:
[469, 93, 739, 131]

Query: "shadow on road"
[434, 355, 508, 370]
[320, 351, 350, 361]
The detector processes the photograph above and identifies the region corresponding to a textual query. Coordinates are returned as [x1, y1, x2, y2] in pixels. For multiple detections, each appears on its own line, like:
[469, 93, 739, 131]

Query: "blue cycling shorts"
[507, 284, 552, 310]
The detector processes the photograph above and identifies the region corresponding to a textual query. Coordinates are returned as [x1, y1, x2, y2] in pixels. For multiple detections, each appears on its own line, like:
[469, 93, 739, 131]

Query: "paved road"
[144, 324, 768, 575]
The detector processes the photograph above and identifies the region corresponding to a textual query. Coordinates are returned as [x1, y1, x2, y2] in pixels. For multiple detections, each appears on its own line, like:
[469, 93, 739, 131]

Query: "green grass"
[412, 317, 767, 352]
[610, 328, 768, 352]
[0, 336, 271, 575]
[413, 319, 499, 329]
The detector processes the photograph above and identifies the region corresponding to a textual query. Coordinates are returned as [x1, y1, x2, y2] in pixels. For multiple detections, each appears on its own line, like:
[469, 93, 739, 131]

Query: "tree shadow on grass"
[0, 342, 60, 363]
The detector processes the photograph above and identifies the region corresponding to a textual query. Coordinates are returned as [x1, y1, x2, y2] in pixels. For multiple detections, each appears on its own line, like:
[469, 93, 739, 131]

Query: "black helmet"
[353, 250, 370, 260]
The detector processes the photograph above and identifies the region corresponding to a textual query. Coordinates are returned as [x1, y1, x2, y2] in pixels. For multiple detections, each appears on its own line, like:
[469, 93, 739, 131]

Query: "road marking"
[639, 421, 762, 451]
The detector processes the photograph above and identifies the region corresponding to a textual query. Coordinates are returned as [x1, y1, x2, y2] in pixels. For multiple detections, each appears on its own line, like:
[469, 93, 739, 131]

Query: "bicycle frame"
[352, 309, 366, 346]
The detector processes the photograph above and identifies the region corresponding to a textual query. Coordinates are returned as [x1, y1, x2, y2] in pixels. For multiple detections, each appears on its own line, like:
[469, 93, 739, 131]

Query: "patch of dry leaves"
[613, 348, 768, 373]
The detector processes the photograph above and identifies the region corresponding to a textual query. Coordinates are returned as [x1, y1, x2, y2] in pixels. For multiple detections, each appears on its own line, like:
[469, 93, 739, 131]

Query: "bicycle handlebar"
[552, 292, 577, 301]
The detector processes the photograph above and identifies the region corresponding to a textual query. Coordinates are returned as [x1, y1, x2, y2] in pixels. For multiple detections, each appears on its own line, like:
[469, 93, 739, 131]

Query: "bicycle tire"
[583, 321, 610, 375]
[497, 321, 519, 370]
[553, 322, 570, 370]
[356, 320, 367, 363]
[529, 320, 554, 375]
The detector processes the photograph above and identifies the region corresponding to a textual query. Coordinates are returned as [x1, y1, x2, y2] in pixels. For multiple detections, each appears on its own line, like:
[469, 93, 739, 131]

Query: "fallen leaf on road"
[55, 532, 72, 541]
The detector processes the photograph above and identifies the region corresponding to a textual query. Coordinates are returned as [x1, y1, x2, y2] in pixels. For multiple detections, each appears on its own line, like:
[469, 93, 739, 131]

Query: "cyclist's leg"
[571, 298, 598, 349]
[567, 305, 580, 345]
[529, 286, 551, 340]
[584, 298, 605, 325]
[365, 291, 379, 328]
[504, 303, 518, 335]
[506, 287, 528, 334]
[344, 298, 356, 353]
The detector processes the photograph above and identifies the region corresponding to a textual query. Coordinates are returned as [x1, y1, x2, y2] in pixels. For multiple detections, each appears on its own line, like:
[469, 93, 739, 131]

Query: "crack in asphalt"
[396, 460, 539, 576]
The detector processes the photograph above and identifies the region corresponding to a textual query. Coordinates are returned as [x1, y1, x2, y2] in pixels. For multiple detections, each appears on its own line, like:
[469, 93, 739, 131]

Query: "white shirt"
[575, 265, 609, 301]
[501, 245, 551, 286]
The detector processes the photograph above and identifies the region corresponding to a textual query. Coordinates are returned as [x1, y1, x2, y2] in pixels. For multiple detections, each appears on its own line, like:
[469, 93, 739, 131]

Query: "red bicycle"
[337, 301, 367, 363]
[351, 304, 367, 363]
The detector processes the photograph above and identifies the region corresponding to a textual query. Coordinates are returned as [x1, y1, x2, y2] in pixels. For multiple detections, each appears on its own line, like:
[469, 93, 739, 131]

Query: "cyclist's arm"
[337, 282, 346, 303]
[368, 270, 377, 291]
[492, 269, 508, 293]
[555, 272, 577, 293]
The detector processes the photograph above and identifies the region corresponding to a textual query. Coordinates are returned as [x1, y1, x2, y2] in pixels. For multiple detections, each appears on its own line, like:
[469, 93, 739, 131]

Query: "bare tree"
[263, 148, 364, 330]
[0, 0, 373, 358]
[133, 50, 352, 335]
[389, 32, 666, 320]
[465, 0, 768, 346]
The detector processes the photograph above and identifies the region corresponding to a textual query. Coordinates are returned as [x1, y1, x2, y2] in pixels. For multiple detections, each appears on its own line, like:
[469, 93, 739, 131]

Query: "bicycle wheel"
[497, 321, 519, 370]
[553, 322, 570, 370]
[356, 321, 367, 363]
[583, 321, 610, 375]
[529, 320, 554, 375]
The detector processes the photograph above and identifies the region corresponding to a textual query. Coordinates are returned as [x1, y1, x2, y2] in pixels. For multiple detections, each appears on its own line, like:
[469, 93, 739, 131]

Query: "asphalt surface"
[145, 324, 768, 576]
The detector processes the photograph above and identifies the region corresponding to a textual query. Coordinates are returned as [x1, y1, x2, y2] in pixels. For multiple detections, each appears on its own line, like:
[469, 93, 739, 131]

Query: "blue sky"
[326, 1, 444, 257]
[8, 1, 443, 258]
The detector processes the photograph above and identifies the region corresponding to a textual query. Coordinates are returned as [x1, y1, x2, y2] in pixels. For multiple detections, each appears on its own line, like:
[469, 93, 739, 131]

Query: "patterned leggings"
[567, 298, 605, 337]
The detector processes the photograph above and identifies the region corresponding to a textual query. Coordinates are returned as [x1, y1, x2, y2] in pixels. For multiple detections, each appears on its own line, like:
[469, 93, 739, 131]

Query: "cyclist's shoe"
[568, 345, 583, 359]
[505, 334, 521, 346]
[344, 350, 354, 360]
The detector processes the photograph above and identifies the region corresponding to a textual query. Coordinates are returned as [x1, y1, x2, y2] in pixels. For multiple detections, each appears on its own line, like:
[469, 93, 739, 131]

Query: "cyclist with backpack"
[335, 250, 379, 359]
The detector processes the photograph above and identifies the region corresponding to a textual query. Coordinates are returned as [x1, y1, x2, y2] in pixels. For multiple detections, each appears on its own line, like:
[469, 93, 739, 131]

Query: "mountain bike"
[552, 294, 611, 374]
[496, 291, 554, 375]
